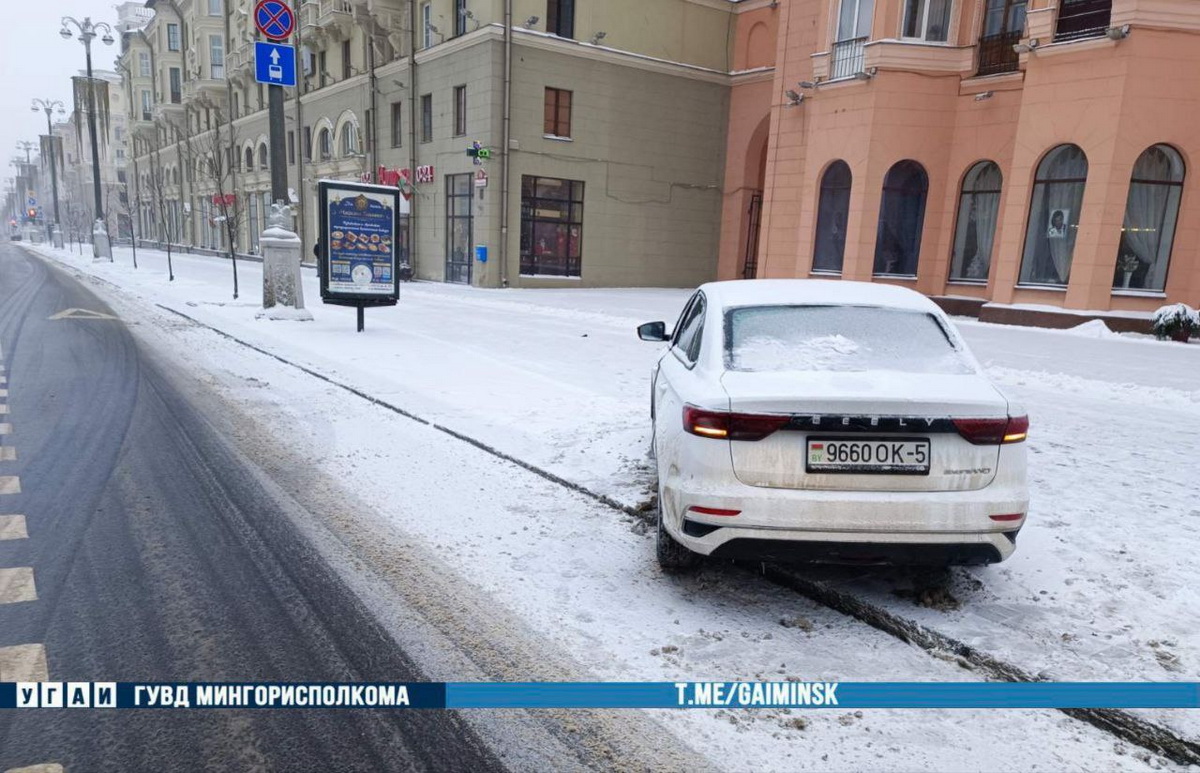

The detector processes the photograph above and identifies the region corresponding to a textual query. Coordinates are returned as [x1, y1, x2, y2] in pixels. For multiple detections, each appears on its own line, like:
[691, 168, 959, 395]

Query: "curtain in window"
[949, 161, 1002, 281]
[813, 161, 852, 273]
[904, 0, 951, 41]
[1019, 144, 1087, 285]
[1115, 145, 1183, 291]
[874, 160, 928, 276]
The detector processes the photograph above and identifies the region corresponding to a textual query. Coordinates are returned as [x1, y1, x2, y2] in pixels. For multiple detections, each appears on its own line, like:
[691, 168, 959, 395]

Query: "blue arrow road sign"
[26, 197, 36, 208]
[255, 41, 297, 88]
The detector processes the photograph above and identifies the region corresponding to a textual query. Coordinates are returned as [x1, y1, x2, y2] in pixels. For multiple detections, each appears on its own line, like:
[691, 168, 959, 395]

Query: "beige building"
[119, 0, 750, 288]
[54, 70, 131, 241]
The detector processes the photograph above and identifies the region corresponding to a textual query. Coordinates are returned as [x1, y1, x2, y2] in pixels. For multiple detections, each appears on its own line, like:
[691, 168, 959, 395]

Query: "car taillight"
[953, 415, 1029, 445]
[682, 405, 789, 441]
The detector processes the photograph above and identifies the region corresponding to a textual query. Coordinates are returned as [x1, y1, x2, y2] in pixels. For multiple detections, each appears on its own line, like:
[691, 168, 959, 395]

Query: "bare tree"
[122, 163, 139, 269]
[195, 108, 246, 299]
[144, 127, 180, 281]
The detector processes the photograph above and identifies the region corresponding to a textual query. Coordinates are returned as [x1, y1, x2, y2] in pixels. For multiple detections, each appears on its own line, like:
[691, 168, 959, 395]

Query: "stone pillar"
[52, 225, 64, 249]
[92, 219, 112, 262]
[257, 203, 314, 321]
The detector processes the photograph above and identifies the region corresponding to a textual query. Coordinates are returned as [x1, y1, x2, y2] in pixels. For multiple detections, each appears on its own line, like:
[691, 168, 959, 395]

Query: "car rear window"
[725, 305, 973, 375]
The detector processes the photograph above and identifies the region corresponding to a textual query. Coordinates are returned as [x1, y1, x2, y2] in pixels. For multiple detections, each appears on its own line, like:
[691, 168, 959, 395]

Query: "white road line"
[0, 447, 15, 461]
[5, 765, 65, 773]
[0, 404, 9, 415]
[0, 567, 37, 604]
[0, 476, 20, 494]
[0, 424, 9, 435]
[0, 643, 48, 681]
[0, 515, 26, 540]
[0, 389, 7, 397]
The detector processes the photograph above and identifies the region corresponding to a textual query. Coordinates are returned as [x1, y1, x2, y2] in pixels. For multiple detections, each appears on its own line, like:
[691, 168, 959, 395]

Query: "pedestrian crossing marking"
[0, 447, 14, 461]
[0, 515, 26, 540]
[0, 424, 9, 435]
[0, 567, 36, 604]
[0, 405, 8, 415]
[0, 476, 20, 494]
[5, 765, 65, 773]
[49, 308, 117, 321]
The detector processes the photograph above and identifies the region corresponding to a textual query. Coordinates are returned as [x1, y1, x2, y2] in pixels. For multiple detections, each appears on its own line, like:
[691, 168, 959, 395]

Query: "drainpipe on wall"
[294, 1, 306, 256]
[408, 0, 418, 276]
[367, 31, 378, 177]
[500, 0, 512, 288]
[223, 2, 239, 252]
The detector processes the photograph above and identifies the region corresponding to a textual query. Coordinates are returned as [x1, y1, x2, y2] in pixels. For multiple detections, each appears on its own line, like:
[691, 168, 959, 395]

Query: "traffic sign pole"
[253, 1, 296, 212]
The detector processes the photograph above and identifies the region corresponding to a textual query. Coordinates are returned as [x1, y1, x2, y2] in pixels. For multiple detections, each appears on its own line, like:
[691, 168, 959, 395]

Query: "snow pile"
[1064, 319, 1116, 339]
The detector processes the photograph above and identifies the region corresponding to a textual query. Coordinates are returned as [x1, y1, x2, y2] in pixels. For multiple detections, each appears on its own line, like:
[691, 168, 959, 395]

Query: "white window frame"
[209, 35, 224, 79]
[835, 0, 875, 43]
[208, 0, 223, 16]
[138, 51, 151, 77]
[900, 0, 953, 43]
[167, 23, 181, 52]
[422, 3, 433, 49]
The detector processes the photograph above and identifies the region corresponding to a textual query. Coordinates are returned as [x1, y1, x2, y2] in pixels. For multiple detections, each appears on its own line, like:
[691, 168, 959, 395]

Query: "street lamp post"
[31, 99, 66, 247]
[60, 15, 115, 261]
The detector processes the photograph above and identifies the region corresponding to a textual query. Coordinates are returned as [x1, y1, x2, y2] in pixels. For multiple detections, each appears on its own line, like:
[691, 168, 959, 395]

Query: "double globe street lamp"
[60, 15, 115, 261]
[31, 99, 66, 247]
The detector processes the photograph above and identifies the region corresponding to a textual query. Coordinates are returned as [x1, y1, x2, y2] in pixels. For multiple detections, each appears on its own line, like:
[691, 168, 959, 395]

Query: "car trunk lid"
[720, 370, 1009, 492]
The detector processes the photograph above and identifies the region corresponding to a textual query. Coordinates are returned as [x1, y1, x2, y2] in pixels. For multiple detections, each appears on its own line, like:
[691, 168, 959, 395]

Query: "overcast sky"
[2, 0, 119, 188]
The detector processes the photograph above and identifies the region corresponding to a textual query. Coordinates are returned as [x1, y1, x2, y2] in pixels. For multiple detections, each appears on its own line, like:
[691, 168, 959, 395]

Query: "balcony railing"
[831, 37, 867, 80]
[977, 30, 1021, 76]
[1055, 0, 1111, 42]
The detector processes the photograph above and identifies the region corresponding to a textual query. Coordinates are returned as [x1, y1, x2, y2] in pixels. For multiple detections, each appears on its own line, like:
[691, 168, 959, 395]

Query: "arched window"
[812, 161, 852, 273]
[949, 161, 1003, 282]
[340, 123, 359, 157]
[1019, 144, 1088, 286]
[874, 160, 928, 276]
[258, 143, 268, 170]
[318, 128, 332, 160]
[1115, 144, 1184, 292]
[244, 147, 254, 172]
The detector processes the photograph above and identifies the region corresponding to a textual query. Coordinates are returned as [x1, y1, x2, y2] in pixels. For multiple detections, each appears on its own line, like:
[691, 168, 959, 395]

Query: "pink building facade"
[721, 0, 1200, 327]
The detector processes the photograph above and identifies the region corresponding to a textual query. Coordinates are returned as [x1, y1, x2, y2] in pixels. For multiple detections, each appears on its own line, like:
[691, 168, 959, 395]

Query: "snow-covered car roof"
[698, 279, 943, 314]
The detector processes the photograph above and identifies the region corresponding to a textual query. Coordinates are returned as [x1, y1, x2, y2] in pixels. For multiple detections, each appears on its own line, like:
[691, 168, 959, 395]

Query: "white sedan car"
[638, 280, 1029, 572]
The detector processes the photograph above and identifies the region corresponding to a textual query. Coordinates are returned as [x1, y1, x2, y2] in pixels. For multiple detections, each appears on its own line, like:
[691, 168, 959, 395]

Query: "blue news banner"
[1, 682, 1198, 710]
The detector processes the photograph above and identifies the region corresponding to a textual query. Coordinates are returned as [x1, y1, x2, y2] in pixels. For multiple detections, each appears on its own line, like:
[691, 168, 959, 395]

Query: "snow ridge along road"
[155, 300, 1200, 769]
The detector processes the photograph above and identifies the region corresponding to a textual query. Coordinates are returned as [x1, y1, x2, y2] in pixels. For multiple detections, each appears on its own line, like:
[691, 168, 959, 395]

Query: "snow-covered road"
[29, 243, 1198, 770]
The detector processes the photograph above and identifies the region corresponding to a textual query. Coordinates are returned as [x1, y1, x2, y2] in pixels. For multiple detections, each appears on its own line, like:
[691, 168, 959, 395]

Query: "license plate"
[806, 437, 930, 475]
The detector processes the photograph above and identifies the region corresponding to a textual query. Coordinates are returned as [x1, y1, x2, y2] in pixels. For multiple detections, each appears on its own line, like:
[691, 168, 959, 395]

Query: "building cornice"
[513, 27, 732, 85]
[730, 0, 778, 13]
[731, 67, 775, 85]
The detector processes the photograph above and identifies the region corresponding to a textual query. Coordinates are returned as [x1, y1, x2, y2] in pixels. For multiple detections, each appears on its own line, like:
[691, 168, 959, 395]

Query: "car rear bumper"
[701, 530, 1019, 566]
[662, 477, 1028, 565]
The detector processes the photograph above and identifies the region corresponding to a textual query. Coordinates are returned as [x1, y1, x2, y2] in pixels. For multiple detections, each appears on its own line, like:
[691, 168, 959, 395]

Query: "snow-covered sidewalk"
[29, 243, 1199, 768]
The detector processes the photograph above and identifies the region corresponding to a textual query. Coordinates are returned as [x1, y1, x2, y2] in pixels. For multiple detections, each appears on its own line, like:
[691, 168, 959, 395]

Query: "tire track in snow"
[154, 303, 1200, 769]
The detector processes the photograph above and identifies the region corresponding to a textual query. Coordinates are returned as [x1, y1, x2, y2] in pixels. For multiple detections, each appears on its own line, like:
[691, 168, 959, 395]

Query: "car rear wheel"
[656, 479, 698, 573]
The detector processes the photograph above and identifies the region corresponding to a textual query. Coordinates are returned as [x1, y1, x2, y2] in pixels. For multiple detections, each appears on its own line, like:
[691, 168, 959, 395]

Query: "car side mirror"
[637, 321, 669, 342]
